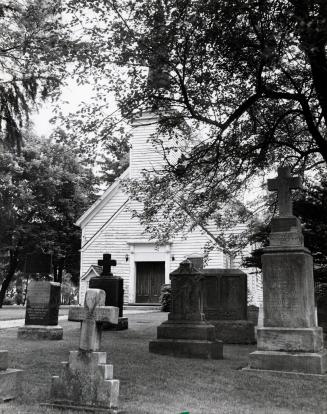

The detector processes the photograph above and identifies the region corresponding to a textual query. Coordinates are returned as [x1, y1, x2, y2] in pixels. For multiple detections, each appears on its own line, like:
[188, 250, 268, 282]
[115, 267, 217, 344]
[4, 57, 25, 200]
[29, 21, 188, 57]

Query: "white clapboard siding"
[130, 114, 165, 178]
[81, 201, 227, 303]
[82, 189, 129, 243]
[77, 111, 260, 305]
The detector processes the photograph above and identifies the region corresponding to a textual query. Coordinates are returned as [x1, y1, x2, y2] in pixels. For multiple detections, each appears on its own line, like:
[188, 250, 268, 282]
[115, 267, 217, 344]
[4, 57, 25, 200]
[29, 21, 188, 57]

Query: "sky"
[31, 80, 96, 138]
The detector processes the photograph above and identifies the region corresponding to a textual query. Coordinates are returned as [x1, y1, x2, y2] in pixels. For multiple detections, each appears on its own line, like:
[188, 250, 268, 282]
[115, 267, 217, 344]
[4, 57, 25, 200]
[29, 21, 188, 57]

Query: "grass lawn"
[0, 306, 69, 321]
[0, 312, 326, 414]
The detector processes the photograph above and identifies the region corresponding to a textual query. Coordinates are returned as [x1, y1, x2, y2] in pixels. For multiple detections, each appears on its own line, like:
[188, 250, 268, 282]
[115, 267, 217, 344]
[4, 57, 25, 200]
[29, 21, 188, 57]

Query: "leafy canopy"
[60, 0, 327, 247]
[0, 133, 98, 283]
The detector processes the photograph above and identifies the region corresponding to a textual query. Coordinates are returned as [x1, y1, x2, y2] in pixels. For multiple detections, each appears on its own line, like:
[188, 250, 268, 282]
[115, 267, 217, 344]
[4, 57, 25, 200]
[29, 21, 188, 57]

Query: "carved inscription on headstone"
[25, 281, 61, 326]
[263, 254, 316, 328]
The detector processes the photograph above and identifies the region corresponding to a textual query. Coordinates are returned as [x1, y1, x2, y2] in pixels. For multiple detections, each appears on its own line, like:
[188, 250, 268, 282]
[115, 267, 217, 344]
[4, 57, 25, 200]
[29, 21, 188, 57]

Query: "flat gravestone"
[18, 281, 63, 340]
[187, 257, 255, 344]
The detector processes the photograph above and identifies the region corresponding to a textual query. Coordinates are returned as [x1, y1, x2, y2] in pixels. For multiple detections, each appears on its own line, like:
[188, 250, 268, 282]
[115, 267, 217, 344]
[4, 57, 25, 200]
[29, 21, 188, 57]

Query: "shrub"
[159, 284, 171, 312]
[3, 297, 14, 305]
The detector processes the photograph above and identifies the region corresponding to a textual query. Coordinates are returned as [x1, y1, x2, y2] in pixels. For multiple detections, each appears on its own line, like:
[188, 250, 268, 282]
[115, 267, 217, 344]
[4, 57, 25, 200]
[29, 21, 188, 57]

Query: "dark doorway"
[135, 262, 165, 303]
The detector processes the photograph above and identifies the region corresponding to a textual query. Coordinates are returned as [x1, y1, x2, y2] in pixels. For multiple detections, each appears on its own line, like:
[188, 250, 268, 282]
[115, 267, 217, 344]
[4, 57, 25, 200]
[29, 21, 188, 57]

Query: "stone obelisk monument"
[248, 166, 327, 374]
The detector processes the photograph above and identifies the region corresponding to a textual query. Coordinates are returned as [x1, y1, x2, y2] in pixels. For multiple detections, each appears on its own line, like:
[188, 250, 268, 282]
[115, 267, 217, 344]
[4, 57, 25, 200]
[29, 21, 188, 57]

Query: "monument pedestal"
[17, 325, 63, 340]
[0, 351, 22, 401]
[248, 246, 327, 375]
[149, 320, 223, 359]
[209, 320, 255, 344]
[246, 166, 327, 375]
[149, 260, 223, 359]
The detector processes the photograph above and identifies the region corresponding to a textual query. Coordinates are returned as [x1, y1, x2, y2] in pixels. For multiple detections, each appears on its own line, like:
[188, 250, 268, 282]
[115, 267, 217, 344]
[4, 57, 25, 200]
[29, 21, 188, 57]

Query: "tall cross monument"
[268, 166, 302, 216]
[247, 166, 327, 375]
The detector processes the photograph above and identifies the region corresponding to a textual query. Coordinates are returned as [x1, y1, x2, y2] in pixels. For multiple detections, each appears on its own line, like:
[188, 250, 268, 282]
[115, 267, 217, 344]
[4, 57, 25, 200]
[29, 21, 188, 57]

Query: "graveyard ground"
[0, 311, 326, 414]
[0, 306, 69, 321]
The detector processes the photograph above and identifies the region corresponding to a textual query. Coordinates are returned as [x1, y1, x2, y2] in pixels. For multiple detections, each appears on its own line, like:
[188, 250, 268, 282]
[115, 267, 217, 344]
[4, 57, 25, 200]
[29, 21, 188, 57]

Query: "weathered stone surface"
[49, 289, 120, 412]
[0, 369, 22, 402]
[168, 262, 204, 322]
[249, 350, 327, 375]
[157, 322, 216, 341]
[257, 327, 324, 352]
[267, 166, 302, 217]
[0, 351, 8, 370]
[150, 260, 223, 359]
[202, 269, 247, 321]
[262, 249, 316, 328]
[25, 281, 61, 326]
[247, 166, 326, 375]
[68, 289, 119, 352]
[210, 320, 255, 344]
[17, 325, 63, 340]
[51, 351, 119, 410]
[247, 305, 259, 325]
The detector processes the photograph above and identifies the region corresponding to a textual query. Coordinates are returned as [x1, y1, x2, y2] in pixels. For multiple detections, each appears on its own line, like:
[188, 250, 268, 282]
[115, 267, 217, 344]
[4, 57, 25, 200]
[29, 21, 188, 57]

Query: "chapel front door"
[135, 262, 165, 303]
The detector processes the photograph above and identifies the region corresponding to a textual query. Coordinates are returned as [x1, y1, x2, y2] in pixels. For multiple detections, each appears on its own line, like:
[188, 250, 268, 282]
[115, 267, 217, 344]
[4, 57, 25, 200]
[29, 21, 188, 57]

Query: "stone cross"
[68, 289, 118, 351]
[267, 166, 302, 217]
[98, 253, 117, 276]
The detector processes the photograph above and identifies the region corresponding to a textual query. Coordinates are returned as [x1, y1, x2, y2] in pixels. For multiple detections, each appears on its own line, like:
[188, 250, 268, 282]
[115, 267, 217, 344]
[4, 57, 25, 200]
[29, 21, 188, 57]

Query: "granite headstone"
[89, 253, 128, 330]
[247, 166, 327, 374]
[18, 280, 63, 340]
[149, 260, 223, 359]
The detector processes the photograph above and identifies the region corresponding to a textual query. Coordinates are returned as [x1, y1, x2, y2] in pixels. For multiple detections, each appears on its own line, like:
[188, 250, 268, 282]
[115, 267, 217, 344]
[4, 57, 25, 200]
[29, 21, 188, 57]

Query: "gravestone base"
[209, 320, 256, 344]
[49, 350, 119, 412]
[103, 317, 128, 331]
[0, 350, 22, 401]
[41, 402, 118, 413]
[248, 349, 327, 375]
[257, 327, 324, 352]
[149, 321, 223, 359]
[17, 325, 63, 340]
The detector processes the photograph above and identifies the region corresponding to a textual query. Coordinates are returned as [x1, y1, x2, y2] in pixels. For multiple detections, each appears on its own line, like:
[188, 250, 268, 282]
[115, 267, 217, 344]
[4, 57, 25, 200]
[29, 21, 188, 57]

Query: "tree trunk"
[0, 250, 18, 308]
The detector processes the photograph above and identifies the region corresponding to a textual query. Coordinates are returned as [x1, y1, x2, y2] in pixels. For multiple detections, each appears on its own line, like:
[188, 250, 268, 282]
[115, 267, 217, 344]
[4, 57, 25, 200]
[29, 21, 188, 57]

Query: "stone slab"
[0, 351, 8, 370]
[149, 338, 223, 359]
[0, 369, 22, 401]
[103, 317, 128, 331]
[41, 402, 118, 413]
[25, 281, 60, 326]
[157, 322, 216, 341]
[249, 349, 327, 374]
[261, 249, 316, 327]
[242, 367, 327, 377]
[257, 327, 324, 352]
[209, 320, 256, 344]
[17, 325, 63, 340]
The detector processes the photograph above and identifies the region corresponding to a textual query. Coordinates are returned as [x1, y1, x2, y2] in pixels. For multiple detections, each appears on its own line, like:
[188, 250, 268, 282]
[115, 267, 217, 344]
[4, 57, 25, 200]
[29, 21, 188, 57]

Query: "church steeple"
[146, 0, 170, 93]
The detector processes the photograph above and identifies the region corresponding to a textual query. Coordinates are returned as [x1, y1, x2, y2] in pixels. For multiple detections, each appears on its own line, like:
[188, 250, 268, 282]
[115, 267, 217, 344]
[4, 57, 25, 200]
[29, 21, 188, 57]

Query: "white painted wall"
[78, 111, 259, 305]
